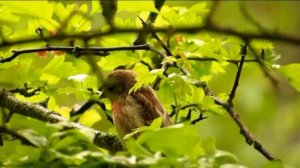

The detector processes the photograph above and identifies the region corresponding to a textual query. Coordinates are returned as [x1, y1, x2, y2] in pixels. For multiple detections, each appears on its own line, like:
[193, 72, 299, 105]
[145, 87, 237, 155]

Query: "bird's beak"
[99, 85, 106, 99]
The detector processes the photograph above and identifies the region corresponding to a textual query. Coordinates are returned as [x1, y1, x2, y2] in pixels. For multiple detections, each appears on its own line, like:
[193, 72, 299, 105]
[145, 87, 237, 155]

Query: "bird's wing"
[132, 86, 172, 127]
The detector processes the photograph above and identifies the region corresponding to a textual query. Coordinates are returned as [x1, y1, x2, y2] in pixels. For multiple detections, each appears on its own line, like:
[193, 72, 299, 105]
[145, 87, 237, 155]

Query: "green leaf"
[0, 141, 41, 166]
[167, 73, 198, 104]
[118, 1, 158, 13]
[1, 1, 53, 19]
[130, 68, 159, 93]
[124, 117, 163, 140]
[18, 129, 47, 147]
[279, 63, 300, 92]
[42, 56, 77, 78]
[91, 1, 101, 15]
[78, 109, 102, 127]
[114, 17, 136, 28]
[40, 73, 61, 85]
[126, 139, 153, 157]
[162, 56, 178, 64]
[137, 124, 205, 159]
[54, 3, 77, 21]
[213, 150, 238, 166]
[53, 3, 91, 32]
[202, 96, 227, 116]
[68, 74, 88, 82]
[97, 53, 137, 71]
[160, 5, 203, 27]
[56, 87, 91, 100]
[263, 160, 285, 168]
[0, 6, 20, 23]
[188, 2, 208, 15]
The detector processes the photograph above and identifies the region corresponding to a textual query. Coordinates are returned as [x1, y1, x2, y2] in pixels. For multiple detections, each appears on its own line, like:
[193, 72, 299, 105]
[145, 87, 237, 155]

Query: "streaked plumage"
[102, 70, 172, 139]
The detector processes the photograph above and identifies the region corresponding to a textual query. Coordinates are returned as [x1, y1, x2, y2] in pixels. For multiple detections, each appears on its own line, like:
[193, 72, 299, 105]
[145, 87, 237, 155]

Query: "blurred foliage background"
[0, 1, 299, 167]
[200, 1, 300, 167]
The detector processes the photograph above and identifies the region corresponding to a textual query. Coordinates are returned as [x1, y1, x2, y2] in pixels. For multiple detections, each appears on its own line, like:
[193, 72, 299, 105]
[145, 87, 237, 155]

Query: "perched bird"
[102, 70, 172, 139]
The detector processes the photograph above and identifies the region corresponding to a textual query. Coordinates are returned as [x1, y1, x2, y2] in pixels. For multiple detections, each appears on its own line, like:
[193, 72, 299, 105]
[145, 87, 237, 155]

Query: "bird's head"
[101, 70, 137, 101]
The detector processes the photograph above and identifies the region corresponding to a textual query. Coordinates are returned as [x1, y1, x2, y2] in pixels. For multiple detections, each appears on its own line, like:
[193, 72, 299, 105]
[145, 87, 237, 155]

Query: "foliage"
[0, 1, 299, 168]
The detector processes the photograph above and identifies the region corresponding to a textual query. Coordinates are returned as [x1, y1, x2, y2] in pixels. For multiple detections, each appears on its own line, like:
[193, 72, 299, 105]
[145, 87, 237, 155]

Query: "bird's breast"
[111, 96, 145, 138]
[111, 98, 125, 114]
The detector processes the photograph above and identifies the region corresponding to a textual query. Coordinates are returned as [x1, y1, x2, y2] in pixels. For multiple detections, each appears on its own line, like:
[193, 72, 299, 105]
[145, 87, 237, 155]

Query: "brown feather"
[105, 70, 172, 139]
[132, 86, 172, 127]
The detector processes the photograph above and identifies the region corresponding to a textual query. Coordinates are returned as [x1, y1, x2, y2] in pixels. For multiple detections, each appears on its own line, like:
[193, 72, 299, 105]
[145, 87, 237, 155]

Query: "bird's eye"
[108, 86, 114, 92]
[107, 84, 125, 95]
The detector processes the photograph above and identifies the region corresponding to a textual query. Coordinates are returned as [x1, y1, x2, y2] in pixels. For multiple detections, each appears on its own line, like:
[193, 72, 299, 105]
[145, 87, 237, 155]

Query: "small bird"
[102, 70, 172, 139]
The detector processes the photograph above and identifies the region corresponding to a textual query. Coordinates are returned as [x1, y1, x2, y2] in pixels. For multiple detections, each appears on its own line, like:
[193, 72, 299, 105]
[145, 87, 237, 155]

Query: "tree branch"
[0, 89, 123, 152]
[214, 98, 275, 161]
[239, 2, 272, 34]
[202, 44, 276, 161]
[9, 83, 45, 97]
[186, 56, 258, 64]
[1, 45, 152, 63]
[228, 44, 247, 104]
[248, 45, 279, 88]
[71, 99, 113, 124]
[133, 0, 166, 45]
[1, 24, 299, 51]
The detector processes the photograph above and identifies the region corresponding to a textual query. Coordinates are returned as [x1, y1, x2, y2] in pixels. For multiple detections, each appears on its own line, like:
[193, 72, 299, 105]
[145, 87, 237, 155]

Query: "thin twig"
[208, 43, 276, 160]
[0, 45, 151, 63]
[1, 25, 299, 50]
[248, 45, 279, 88]
[186, 57, 258, 64]
[240, 2, 272, 34]
[191, 113, 207, 125]
[9, 83, 45, 97]
[137, 16, 172, 56]
[214, 98, 275, 161]
[140, 60, 153, 71]
[71, 99, 113, 124]
[228, 43, 247, 104]
[133, 0, 166, 45]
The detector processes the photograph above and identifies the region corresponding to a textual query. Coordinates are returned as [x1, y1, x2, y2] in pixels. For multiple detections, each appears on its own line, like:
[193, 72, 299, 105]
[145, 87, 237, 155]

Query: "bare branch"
[1, 25, 299, 51]
[240, 2, 272, 34]
[133, 0, 166, 45]
[214, 98, 275, 161]
[71, 99, 113, 124]
[228, 43, 247, 104]
[248, 45, 279, 88]
[1, 45, 152, 63]
[186, 56, 258, 64]
[9, 83, 45, 97]
[193, 77, 276, 160]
